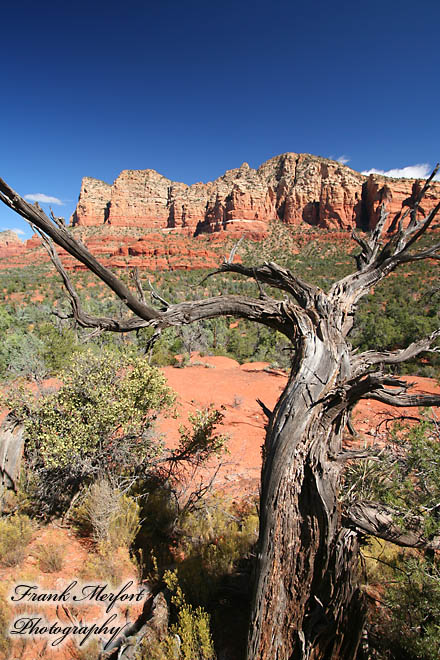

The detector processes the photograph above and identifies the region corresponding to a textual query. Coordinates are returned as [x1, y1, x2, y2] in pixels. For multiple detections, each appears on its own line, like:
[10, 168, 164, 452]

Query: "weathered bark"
[1, 170, 440, 660]
[345, 501, 440, 550]
[247, 310, 367, 659]
[0, 415, 24, 511]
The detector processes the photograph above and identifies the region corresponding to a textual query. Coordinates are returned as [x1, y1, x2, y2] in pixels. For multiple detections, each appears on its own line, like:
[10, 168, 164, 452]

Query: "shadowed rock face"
[70, 153, 440, 234]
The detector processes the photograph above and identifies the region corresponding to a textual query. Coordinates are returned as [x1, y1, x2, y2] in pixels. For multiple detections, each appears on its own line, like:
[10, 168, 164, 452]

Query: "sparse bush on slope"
[344, 417, 440, 659]
[7, 347, 175, 515]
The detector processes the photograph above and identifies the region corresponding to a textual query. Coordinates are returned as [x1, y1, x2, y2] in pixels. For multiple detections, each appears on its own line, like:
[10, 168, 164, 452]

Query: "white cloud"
[337, 155, 350, 165]
[361, 163, 440, 181]
[11, 228, 25, 236]
[24, 193, 64, 205]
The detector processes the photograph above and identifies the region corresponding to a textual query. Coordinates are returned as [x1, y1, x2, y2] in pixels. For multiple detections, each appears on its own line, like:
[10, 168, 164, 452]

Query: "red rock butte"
[70, 152, 440, 234]
[0, 229, 26, 259]
[1, 153, 440, 272]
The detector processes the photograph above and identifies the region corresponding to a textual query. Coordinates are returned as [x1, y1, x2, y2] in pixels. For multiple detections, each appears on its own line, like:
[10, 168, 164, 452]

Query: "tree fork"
[1, 169, 440, 660]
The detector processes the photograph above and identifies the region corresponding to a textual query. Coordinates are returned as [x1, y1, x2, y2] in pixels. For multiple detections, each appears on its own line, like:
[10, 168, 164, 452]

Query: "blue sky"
[1, 0, 439, 239]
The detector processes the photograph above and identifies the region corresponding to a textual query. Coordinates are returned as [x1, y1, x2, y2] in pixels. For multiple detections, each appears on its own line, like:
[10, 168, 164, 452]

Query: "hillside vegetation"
[0, 223, 438, 383]
[0, 223, 439, 659]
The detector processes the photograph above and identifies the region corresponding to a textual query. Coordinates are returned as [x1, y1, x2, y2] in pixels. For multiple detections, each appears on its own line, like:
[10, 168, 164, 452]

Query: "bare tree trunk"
[248, 333, 364, 660]
[1, 171, 440, 660]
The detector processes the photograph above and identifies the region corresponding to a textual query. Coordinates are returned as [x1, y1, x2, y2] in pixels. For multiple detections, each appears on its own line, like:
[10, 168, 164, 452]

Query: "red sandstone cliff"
[0, 230, 26, 258]
[70, 153, 440, 234]
[1, 154, 439, 273]
[70, 177, 112, 227]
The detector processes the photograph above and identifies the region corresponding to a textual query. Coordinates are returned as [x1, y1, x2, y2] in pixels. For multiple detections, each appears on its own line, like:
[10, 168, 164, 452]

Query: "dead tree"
[1, 169, 440, 660]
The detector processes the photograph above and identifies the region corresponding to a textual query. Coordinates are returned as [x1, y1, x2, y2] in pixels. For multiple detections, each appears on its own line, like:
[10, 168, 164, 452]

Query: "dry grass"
[71, 639, 102, 660]
[79, 546, 135, 588]
[35, 542, 65, 573]
[71, 478, 140, 550]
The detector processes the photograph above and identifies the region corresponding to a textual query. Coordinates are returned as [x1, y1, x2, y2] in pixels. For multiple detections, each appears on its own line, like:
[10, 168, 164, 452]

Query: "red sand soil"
[1, 359, 439, 659]
[159, 355, 440, 496]
[1, 525, 145, 660]
[159, 355, 287, 497]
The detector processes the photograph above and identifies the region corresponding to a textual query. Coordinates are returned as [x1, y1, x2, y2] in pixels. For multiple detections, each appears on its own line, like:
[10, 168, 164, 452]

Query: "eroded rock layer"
[70, 153, 440, 234]
[0, 230, 26, 259]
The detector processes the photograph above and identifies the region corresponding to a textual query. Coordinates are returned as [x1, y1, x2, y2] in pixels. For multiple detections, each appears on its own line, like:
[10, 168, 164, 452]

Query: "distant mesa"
[70, 152, 440, 235]
[1, 153, 440, 272]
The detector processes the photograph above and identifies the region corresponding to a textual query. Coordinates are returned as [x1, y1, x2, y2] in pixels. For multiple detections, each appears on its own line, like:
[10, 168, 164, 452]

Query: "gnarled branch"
[0, 177, 161, 322]
[364, 388, 440, 408]
[36, 228, 152, 332]
[200, 256, 327, 320]
[325, 370, 440, 414]
[215, 261, 321, 309]
[159, 295, 296, 338]
[345, 500, 440, 550]
[351, 329, 440, 377]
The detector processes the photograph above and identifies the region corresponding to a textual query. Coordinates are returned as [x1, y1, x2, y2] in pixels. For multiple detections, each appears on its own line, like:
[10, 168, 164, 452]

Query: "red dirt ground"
[1, 525, 145, 660]
[159, 355, 286, 497]
[2, 359, 439, 659]
[159, 355, 440, 496]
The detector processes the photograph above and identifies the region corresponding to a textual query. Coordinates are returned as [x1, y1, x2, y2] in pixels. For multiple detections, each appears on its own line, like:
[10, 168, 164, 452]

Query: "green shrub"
[381, 555, 440, 659]
[0, 514, 34, 566]
[165, 570, 215, 660]
[174, 496, 258, 605]
[137, 570, 215, 660]
[12, 347, 175, 470]
[36, 321, 82, 374]
[344, 417, 440, 658]
[175, 407, 228, 464]
[0, 585, 11, 658]
[7, 348, 175, 515]
[361, 544, 440, 660]
[0, 331, 47, 380]
[343, 416, 440, 539]
[133, 483, 180, 572]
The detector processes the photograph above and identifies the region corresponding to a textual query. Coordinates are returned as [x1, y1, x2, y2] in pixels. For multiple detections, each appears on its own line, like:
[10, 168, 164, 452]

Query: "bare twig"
[148, 279, 170, 310]
[130, 267, 146, 304]
[226, 236, 244, 264]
